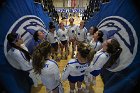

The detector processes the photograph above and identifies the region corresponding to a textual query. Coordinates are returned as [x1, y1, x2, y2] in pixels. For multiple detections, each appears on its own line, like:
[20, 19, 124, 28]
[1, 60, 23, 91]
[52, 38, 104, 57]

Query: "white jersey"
[6, 44, 32, 71]
[7, 44, 41, 87]
[57, 28, 68, 41]
[41, 59, 60, 90]
[76, 27, 87, 42]
[87, 33, 93, 43]
[87, 49, 110, 72]
[47, 30, 58, 44]
[67, 24, 77, 39]
[62, 59, 89, 81]
[89, 39, 102, 52]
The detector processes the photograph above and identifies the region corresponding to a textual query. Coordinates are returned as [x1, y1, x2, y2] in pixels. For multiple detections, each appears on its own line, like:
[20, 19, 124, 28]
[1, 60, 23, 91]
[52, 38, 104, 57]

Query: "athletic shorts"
[61, 40, 67, 45]
[68, 75, 84, 83]
[51, 42, 58, 51]
[90, 70, 101, 76]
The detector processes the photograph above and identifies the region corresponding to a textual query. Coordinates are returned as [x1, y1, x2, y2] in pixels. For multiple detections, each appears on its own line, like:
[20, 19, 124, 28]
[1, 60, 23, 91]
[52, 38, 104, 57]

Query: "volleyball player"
[32, 41, 63, 93]
[89, 30, 103, 52]
[85, 39, 122, 93]
[67, 17, 77, 58]
[47, 22, 59, 61]
[57, 22, 68, 59]
[62, 43, 94, 93]
[87, 26, 98, 43]
[7, 32, 40, 87]
[76, 20, 87, 44]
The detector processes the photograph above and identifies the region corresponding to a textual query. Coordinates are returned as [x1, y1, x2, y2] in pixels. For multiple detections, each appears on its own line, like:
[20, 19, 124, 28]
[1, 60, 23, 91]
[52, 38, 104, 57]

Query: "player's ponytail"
[104, 39, 122, 68]
[32, 41, 51, 74]
[97, 30, 104, 43]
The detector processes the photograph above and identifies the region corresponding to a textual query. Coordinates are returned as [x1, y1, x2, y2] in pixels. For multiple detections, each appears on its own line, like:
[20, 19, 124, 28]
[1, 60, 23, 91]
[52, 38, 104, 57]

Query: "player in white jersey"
[33, 29, 46, 43]
[67, 18, 77, 57]
[47, 22, 59, 61]
[89, 30, 103, 52]
[76, 20, 87, 44]
[32, 41, 63, 93]
[87, 26, 98, 43]
[85, 39, 122, 93]
[27, 29, 47, 54]
[57, 22, 68, 59]
[6, 33, 40, 87]
[85, 30, 103, 89]
[62, 43, 95, 93]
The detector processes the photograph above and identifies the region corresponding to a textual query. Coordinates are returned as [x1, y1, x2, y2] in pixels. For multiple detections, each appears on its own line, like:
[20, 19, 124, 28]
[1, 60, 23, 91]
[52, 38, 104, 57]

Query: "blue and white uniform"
[57, 28, 68, 42]
[84, 49, 110, 85]
[7, 44, 32, 71]
[46, 30, 59, 49]
[87, 49, 110, 76]
[89, 39, 102, 52]
[62, 59, 89, 83]
[6, 44, 40, 87]
[47, 30, 59, 44]
[41, 59, 60, 91]
[86, 33, 93, 43]
[76, 27, 87, 42]
[67, 24, 77, 39]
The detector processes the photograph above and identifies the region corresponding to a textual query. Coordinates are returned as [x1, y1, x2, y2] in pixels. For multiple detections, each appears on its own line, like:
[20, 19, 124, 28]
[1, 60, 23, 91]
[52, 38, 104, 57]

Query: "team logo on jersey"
[97, 16, 138, 72]
[4, 15, 46, 57]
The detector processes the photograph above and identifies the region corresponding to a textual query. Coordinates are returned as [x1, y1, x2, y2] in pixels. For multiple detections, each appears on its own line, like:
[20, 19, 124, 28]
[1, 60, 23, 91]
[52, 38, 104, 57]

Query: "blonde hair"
[77, 43, 95, 63]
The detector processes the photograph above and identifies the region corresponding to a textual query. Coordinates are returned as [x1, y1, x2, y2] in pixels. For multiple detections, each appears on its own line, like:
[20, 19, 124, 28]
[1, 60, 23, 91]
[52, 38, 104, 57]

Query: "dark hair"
[77, 43, 95, 62]
[104, 39, 122, 68]
[7, 33, 31, 61]
[89, 26, 98, 35]
[97, 30, 104, 43]
[32, 41, 51, 74]
[33, 31, 39, 42]
[49, 22, 55, 29]
[93, 26, 98, 32]
[33, 29, 45, 42]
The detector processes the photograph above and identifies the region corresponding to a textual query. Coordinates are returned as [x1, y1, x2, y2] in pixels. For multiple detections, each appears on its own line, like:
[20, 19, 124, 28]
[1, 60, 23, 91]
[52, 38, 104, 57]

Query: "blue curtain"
[85, 0, 140, 93]
[0, 0, 51, 93]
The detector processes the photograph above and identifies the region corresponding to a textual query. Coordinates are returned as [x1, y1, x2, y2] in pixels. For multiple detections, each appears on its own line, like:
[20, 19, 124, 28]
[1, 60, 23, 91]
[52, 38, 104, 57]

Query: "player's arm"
[61, 64, 71, 81]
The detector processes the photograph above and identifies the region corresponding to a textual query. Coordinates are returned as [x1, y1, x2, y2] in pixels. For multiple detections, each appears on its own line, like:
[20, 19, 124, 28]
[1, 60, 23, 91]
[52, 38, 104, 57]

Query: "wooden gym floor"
[31, 16, 104, 93]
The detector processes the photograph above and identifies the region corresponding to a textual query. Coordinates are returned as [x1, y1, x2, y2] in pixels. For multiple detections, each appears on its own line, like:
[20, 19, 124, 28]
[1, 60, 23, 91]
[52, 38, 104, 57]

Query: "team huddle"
[6, 18, 122, 93]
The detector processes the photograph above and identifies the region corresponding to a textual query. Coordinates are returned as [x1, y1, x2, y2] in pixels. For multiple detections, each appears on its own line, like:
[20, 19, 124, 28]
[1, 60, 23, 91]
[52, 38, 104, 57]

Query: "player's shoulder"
[68, 59, 78, 65]
[47, 59, 58, 66]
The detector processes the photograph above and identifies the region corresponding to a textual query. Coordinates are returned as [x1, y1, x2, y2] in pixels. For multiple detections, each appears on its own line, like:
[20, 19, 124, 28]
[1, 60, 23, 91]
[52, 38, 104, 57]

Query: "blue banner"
[85, 0, 140, 93]
[0, 0, 51, 93]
